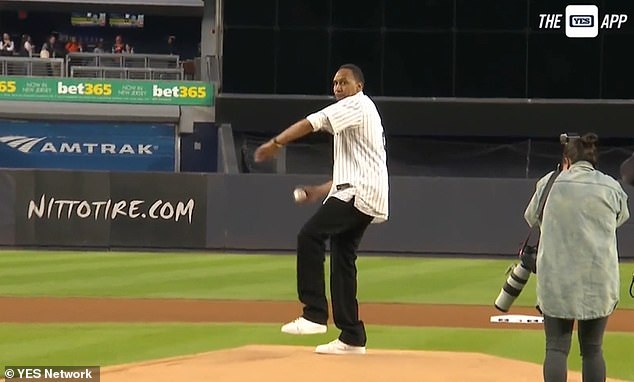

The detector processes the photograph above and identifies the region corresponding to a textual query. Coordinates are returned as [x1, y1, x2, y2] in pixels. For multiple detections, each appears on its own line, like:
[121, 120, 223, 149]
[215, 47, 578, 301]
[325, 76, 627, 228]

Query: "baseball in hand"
[293, 187, 307, 202]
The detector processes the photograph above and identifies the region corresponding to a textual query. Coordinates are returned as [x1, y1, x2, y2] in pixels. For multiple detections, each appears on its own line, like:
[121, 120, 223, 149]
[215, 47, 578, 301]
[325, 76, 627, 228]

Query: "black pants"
[543, 315, 609, 382]
[297, 197, 372, 347]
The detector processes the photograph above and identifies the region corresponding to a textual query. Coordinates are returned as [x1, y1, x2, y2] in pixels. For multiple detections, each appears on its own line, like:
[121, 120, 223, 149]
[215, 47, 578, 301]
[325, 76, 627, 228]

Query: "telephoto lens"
[494, 263, 532, 312]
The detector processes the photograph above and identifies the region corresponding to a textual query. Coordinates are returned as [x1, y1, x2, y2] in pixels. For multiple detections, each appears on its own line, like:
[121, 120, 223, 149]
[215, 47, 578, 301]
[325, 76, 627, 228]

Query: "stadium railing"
[66, 52, 179, 74]
[70, 66, 184, 80]
[0, 57, 65, 77]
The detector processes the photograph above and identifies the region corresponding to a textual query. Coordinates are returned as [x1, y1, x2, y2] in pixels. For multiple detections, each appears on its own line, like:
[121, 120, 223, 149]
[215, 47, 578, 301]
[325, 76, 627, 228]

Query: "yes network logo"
[566, 5, 599, 38]
[539, 5, 628, 38]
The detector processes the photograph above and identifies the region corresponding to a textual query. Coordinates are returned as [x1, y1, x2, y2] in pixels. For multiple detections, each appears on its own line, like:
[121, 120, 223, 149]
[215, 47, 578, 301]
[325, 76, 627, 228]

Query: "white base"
[490, 314, 544, 324]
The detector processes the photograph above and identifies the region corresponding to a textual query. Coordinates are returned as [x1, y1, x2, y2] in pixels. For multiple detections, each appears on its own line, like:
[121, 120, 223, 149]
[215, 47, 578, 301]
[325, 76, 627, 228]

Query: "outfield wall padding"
[1, 169, 632, 258]
[4, 169, 207, 249]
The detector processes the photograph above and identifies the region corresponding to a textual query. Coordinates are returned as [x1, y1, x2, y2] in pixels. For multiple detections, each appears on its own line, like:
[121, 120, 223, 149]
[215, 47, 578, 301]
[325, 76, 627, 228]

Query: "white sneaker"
[281, 317, 327, 335]
[314, 339, 366, 355]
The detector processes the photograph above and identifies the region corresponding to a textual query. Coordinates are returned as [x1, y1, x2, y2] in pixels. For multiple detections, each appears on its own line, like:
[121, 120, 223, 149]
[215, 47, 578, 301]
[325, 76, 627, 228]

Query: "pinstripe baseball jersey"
[306, 91, 389, 223]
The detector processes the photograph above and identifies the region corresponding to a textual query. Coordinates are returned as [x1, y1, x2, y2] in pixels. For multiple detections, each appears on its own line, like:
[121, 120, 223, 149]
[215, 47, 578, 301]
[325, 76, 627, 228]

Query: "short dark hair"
[339, 64, 365, 84]
[564, 132, 599, 166]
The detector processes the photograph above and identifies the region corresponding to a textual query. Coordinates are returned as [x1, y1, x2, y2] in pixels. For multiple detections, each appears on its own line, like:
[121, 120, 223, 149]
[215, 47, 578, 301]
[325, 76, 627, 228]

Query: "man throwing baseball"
[254, 63, 389, 355]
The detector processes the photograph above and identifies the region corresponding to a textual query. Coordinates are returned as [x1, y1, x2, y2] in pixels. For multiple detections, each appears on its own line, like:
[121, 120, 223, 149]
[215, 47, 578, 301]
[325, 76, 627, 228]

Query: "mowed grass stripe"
[0, 251, 275, 271]
[0, 252, 285, 275]
[0, 251, 295, 298]
[0, 257, 292, 283]
[358, 258, 539, 304]
[0, 255, 295, 298]
[1, 258, 232, 279]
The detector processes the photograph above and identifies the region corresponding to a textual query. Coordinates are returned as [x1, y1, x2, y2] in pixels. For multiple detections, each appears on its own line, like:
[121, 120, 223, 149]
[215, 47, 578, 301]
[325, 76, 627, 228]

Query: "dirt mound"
[101, 345, 626, 382]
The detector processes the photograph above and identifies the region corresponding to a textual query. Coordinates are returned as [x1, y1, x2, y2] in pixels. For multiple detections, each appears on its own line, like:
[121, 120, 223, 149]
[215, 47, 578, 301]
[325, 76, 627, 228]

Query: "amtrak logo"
[0, 136, 46, 153]
[0, 135, 155, 155]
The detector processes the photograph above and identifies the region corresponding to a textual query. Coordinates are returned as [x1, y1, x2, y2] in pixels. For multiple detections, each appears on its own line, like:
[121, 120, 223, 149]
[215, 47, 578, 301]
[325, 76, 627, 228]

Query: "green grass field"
[1, 251, 633, 380]
[1, 251, 632, 307]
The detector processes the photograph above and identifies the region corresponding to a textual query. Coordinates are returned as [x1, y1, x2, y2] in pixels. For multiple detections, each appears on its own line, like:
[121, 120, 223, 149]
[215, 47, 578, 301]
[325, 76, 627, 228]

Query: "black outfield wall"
[1, 169, 632, 258]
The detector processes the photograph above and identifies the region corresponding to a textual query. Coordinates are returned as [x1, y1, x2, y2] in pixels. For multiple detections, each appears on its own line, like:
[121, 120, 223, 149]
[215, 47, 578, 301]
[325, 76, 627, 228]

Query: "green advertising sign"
[0, 77, 213, 106]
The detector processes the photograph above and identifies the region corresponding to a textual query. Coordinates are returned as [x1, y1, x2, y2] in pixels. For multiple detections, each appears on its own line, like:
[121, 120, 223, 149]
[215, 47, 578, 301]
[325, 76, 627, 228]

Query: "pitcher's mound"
[102, 345, 623, 382]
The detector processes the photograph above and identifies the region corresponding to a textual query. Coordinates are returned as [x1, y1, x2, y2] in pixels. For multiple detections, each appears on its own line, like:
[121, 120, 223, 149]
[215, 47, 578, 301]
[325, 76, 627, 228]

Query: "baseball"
[293, 188, 307, 202]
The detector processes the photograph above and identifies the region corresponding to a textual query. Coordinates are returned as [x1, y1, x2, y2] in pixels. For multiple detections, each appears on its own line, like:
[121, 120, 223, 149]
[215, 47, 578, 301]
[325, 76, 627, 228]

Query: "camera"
[494, 245, 537, 312]
[494, 262, 532, 313]
[559, 132, 580, 145]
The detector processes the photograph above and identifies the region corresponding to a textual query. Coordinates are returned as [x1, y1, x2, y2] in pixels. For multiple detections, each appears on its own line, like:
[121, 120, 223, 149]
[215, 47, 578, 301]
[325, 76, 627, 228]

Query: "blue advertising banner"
[0, 120, 175, 172]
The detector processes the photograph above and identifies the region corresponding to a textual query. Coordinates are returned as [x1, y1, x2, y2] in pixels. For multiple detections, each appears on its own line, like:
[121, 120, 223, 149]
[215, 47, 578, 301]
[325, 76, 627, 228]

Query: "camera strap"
[523, 167, 562, 246]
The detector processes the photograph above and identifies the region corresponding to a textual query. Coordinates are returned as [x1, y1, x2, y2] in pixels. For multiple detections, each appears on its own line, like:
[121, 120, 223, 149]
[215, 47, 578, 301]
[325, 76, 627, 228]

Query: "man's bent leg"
[297, 216, 328, 324]
[296, 198, 366, 324]
[330, 204, 372, 347]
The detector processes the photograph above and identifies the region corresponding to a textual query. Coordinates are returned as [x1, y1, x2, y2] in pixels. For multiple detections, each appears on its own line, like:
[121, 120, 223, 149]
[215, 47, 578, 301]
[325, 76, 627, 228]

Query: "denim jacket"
[524, 161, 630, 320]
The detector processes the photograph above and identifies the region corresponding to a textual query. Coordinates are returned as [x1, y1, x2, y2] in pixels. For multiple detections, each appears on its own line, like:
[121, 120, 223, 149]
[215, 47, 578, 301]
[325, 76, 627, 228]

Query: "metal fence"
[1, 54, 196, 82]
[70, 66, 184, 80]
[66, 52, 179, 75]
[0, 57, 65, 77]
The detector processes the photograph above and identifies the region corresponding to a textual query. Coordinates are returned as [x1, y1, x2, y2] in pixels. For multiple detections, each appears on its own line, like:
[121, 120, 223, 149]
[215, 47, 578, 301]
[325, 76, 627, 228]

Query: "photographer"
[524, 133, 629, 382]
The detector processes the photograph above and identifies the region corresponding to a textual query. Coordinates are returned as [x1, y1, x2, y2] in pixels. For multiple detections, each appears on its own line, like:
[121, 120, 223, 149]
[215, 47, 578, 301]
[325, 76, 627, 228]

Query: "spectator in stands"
[65, 36, 82, 53]
[40, 35, 56, 58]
[164, 35, 178, 56]
[54, 35, 66, 58]
[19, 34, 33, 57]
[0, 33, 15, 56]
[93, 39, 105, 53]
[112, 35, 125, 53]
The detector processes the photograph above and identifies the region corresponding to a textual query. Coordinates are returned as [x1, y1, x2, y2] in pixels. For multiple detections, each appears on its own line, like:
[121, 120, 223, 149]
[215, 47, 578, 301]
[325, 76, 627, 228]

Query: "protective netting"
[236, 132, 634, 179]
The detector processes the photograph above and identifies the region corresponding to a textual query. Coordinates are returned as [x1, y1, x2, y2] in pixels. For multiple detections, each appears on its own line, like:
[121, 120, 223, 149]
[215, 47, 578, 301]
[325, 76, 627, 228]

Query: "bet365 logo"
[539, 5, 628, 38]
[152, 85, 206, 99]
[57, 82, 112, 96]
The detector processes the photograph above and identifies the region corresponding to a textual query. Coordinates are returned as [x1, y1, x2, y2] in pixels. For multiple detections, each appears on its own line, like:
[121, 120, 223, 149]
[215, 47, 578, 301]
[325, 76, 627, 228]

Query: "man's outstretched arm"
[254, 119, 314, 163]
